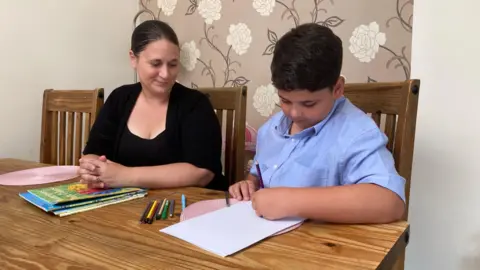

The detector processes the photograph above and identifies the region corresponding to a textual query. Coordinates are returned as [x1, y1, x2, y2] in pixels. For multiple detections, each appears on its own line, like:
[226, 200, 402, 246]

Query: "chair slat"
[371, 112, 381, 127]
[66, 112, 74, 165]
[59, 112, 66, 165]
[83, 114, 91, 149]
[216, 109, 223, 128]
[50, 111, 58, 165]
[74, 112, 83, 165]
[385, 114, 396, 152]
[225, 110, 234, 181]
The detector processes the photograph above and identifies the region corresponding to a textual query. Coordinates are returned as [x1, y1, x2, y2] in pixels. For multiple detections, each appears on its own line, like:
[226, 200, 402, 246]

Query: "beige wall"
[140, 0, 413, 130]
[406, 0, 480, 269]
[0, 0, 137, 161]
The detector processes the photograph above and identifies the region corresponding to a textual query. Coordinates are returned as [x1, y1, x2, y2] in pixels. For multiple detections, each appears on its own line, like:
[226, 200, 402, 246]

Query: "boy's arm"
[286, 128, 405, 224]
[287, 184, 404, 223]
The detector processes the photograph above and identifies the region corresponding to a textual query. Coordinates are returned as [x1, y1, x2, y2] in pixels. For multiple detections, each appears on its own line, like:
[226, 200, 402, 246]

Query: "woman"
[78, 20, 226, 191]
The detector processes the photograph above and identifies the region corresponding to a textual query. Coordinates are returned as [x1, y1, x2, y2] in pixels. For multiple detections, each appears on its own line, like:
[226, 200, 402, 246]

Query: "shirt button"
[273, 165, 278, 169]
[291, 138, 295, 142]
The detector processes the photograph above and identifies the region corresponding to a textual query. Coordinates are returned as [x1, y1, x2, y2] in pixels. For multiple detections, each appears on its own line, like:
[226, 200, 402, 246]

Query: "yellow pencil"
[145, 200, 158, 223]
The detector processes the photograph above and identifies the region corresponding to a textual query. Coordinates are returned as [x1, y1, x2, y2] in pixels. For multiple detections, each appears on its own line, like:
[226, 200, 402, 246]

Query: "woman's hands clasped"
[77, 155, 129, 188]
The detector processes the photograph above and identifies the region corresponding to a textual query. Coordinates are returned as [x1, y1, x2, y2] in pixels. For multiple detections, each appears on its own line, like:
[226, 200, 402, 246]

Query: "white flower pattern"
[180, 41, 200, 71]
[349, 21, 386, 63]
[253, 83, 280, 117]
[252, 0, 276, 16]
[157, 0, 177, 16]
[226, 23, 253, 56]
[143, 1, 411, 136]
[198, 0, 222, 25]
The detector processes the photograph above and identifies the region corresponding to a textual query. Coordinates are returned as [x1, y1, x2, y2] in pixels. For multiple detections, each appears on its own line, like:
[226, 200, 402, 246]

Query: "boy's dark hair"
[270, 23, 343, 92]
[131, 20, 179, 56]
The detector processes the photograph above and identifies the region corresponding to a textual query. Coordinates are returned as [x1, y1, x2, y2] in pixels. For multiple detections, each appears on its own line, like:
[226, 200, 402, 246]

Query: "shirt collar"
[275, 96, 346, 137]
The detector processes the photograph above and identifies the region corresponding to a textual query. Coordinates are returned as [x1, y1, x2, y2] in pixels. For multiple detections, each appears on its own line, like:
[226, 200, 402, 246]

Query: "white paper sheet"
[159, 201, 305, 257]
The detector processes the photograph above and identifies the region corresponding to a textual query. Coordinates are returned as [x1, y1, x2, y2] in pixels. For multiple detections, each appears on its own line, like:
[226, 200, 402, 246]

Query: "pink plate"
[180, 199, 303, 236]
[0, 166, 79, 186]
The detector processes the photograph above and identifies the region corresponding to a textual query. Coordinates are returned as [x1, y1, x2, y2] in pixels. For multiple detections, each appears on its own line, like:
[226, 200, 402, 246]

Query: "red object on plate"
[0, 166, 78, 186]
[180, 199, 303, 236]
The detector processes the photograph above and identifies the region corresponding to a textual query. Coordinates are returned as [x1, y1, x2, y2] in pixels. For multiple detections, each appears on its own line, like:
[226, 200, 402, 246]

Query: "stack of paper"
[19, 182, 147, 216]
[160, 201, 304, 257]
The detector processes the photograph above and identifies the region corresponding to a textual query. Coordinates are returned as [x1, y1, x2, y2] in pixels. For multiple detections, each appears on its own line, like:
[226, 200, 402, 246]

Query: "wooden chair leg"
[392, 250, 405, 270]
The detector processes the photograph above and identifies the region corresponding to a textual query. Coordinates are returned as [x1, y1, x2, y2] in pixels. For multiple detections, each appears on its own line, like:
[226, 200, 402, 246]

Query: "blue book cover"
[19, 189, 147, 212]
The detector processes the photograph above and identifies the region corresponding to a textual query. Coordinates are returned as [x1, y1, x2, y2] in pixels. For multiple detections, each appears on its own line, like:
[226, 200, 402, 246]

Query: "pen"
[255, 160, 265, 189]
[224, 191, 230, 207]
[168, 199, 175, 217]
[181, 194, 186, 211]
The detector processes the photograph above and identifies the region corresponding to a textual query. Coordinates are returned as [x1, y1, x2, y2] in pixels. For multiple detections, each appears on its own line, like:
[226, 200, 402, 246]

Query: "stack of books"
[19, 182, 147, 217]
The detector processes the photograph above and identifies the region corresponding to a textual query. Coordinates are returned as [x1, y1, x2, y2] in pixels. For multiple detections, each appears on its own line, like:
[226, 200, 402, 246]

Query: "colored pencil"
[148, 200, 160, 224]
[161, 200, 170, 220]
[168, 199, 175, 217]
[255, 160, 265, 189]
[145, 200, 158, 223]
[181, 194, 186, 211]
[139, 201, 154, 223]
[156, 199, 167, 220]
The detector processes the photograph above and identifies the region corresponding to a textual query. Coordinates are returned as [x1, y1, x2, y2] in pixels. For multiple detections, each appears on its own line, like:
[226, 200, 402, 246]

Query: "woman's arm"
[123, 163, 213, 188]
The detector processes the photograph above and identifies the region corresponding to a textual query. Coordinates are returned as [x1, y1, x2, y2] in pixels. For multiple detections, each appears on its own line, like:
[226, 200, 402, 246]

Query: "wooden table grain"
[0, 158, 409, 270]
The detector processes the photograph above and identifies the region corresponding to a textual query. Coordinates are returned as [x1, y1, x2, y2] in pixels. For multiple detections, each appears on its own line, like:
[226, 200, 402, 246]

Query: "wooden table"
[0, 159, 409, 269]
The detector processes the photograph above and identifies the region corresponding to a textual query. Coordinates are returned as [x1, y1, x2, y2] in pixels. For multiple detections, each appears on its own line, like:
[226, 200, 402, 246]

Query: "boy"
[229, 23, 405, 223]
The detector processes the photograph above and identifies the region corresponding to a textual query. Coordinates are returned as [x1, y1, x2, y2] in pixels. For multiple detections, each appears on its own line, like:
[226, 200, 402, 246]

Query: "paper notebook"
[160, 201, 305, 257]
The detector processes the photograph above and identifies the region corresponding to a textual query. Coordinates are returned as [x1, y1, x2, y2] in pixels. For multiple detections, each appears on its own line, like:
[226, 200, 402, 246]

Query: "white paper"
[159, 201, 305, 257]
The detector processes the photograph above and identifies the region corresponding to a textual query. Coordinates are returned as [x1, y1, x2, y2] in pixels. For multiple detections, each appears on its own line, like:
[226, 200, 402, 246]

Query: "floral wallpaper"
[136, 0, 413, 133]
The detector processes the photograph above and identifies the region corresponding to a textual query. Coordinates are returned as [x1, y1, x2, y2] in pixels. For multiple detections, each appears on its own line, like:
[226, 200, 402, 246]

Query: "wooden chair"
[343, 79, 420, 270]
[39, 88, 104, 166]
[197, 86, 247, 185]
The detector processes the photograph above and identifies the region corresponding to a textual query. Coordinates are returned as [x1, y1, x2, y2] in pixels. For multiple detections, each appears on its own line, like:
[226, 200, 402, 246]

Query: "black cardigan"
[83, 82, 227, 191]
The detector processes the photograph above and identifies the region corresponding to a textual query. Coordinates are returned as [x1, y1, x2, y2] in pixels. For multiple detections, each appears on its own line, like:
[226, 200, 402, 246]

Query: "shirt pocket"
[259, 158, 276, 176]
[286, 160, 329, 188]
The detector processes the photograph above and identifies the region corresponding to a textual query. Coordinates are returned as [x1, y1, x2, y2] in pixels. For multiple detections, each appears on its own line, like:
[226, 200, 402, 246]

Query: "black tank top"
[116, 127, 175, 167]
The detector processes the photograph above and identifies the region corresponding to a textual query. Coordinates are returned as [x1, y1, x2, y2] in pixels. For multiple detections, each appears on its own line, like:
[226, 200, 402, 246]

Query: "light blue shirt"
[250, 96, 405, 202]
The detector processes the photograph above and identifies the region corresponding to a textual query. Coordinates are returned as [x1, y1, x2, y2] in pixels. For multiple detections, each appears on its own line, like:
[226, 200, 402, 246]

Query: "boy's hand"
[229, 180, 258, 201]
[252, 188, 295, 220]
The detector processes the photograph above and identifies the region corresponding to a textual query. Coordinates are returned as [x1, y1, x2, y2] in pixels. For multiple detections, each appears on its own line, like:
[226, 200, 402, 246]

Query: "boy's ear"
[333, 76, 345, 98]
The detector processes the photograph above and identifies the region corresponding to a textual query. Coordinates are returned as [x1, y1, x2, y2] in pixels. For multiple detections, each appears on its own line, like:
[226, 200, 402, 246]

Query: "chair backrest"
[197, 86, 247, 185]
[40, 88, 104, 166]
[343, 79, 420, 219]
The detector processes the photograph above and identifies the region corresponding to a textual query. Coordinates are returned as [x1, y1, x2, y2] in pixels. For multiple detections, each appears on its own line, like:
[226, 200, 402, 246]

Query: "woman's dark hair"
[131, 20, 179, 56]
[270, 23, 343, 92]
